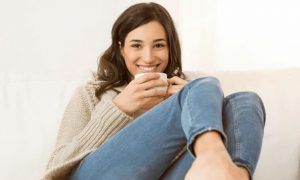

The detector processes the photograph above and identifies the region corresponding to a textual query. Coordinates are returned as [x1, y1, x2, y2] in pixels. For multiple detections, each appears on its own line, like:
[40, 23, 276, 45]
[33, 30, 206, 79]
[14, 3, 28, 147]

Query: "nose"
[142, 47, 155, 64]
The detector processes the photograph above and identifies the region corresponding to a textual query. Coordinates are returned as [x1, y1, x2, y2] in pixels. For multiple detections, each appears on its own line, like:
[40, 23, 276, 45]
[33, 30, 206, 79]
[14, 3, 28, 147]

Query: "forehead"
[125, 21, 167, 42]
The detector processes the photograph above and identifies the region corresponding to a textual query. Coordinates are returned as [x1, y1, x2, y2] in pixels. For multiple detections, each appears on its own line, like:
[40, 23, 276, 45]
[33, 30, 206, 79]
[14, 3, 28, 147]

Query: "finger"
[133, 73, 161, 84]
[139, 88, 167, 98]
[139, 79, 168, 90]
[168, 76, 188, 85]
[167, 85, 183, 95]
[169, 76, 187, 85]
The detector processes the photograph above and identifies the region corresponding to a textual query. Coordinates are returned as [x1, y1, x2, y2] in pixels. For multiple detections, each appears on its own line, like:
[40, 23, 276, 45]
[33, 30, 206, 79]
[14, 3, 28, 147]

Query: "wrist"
[112, 97, 134, 116]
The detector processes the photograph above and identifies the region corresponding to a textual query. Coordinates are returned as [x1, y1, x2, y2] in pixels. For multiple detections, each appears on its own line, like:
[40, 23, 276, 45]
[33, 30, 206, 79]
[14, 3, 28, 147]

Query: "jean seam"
[226, 91, 266, 126]
[228, 97, 254, 178]
[228, 98, 241, 163]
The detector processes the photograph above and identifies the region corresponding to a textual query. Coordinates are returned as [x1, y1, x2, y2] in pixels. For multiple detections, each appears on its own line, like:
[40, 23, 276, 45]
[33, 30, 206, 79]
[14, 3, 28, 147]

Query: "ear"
[119, 41, 124, 57]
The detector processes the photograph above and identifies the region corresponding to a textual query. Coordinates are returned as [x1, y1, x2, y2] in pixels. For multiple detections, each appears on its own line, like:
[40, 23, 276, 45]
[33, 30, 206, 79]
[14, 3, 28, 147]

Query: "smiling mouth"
[137, 64, 160, 72]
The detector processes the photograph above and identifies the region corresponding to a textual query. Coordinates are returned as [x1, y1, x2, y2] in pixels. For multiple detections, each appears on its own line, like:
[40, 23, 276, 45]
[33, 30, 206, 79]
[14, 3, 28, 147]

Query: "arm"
[45, 86, 133, 174]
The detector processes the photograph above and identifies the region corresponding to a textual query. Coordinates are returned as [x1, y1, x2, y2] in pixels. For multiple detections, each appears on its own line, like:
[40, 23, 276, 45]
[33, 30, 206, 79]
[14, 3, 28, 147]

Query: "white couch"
[1, 68, 299, 180]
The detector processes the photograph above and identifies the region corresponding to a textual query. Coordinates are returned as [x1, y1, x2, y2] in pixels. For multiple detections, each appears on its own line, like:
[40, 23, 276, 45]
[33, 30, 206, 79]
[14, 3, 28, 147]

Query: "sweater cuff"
[75, 100, 134, 152]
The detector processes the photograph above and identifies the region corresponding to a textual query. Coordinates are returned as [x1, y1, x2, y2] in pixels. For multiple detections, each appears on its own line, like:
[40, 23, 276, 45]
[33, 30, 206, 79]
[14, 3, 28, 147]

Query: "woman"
[43, 2, 265, 180]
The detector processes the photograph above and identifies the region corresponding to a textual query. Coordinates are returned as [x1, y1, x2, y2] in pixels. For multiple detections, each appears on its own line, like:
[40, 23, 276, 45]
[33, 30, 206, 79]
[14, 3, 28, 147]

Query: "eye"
[131, 44, 142, 49]
[154, 43, 166, 48]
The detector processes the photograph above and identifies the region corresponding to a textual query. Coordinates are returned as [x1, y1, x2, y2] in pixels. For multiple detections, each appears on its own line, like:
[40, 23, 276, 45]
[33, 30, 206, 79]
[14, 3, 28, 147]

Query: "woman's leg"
[159, 150, 193, 180]
[160, 92, 266, 180]
[71, 77, 226, 180]
[223, 92, 266, 179]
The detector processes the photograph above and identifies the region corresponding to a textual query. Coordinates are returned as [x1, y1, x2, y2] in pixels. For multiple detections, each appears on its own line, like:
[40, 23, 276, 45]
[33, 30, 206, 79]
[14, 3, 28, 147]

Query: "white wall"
[180, 0, 300, 71]
[2, 0, 299, 74]
[0, 0, 179, 75]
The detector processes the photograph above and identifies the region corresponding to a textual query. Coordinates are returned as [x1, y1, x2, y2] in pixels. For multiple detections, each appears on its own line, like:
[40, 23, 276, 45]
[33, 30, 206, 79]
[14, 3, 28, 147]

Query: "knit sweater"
[42, 78, 135, 180]
[42, 72, 198, 180]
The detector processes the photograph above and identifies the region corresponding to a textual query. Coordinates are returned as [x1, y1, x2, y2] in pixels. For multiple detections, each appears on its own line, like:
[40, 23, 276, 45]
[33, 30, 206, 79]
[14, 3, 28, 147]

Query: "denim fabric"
[71, 77, 265, 180]
[161, 90, 266, 180]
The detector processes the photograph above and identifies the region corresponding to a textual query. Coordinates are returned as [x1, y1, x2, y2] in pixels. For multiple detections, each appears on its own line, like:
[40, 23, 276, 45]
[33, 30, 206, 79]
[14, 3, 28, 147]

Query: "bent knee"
[186, 76, 221, 93]
[238, 92, 262, 105]
[225, 91, 266, 124]
[226, 91, 261, 103]
[189, 76, 220, 87]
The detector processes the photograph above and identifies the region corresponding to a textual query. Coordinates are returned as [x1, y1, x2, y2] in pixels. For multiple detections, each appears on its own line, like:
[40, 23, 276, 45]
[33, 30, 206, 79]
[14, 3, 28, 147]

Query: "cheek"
[161, 50, 169, 65]
[123, 49, 138, 64]
[125, 55, 139, 68]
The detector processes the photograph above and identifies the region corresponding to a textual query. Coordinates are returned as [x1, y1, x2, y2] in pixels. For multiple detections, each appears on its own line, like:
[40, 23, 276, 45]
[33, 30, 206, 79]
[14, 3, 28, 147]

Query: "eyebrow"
[153, 38, 166, 43]
[129, 39, 167, 43]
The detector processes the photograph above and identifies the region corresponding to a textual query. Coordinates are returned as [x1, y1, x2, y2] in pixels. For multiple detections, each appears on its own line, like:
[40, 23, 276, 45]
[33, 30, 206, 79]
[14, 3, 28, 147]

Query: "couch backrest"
[0, 69, 299, 180]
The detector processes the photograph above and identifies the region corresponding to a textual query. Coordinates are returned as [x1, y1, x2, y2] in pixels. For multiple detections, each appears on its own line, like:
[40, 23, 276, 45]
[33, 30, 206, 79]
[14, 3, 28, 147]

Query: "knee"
[239, 92, 262, 106]
[186, 77, 222, 96]
[188, 76, 221, 89]
[224, 91, 266, 124]
[197, 76, 220, 85]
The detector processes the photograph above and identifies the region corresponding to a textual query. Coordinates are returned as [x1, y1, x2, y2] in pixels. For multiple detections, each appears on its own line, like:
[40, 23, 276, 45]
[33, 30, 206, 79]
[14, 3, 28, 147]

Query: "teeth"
[138, 66, 157, 72]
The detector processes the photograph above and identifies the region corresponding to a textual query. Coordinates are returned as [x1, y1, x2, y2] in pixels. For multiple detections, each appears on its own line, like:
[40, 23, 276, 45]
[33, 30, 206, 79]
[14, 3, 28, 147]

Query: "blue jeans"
[71, 77, 266, 180]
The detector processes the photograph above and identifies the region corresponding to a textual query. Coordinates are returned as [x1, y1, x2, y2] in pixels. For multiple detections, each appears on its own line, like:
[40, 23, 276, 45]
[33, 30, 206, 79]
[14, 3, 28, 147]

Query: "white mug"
[134, 72, 168, 91]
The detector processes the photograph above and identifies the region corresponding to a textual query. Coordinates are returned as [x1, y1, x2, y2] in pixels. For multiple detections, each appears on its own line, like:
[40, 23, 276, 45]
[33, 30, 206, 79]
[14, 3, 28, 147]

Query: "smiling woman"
[120, 21, 169, 77]
[95, 2, 183, 99]
[43, 2, 265, 180]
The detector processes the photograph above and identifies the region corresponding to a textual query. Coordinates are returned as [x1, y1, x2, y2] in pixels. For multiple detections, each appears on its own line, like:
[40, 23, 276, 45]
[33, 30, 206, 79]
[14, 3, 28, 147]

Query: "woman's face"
[120, 21, 169, 77]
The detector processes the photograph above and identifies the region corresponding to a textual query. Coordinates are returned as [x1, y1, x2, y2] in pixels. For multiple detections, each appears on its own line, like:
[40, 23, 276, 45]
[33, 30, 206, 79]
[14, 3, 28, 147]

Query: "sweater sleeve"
[44, 86, 133, 178]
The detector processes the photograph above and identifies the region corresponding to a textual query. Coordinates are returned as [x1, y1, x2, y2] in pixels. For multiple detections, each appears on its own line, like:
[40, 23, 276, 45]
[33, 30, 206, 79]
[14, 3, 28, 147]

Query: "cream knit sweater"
[42, 79, 135, 180]
[42, 73, 197, 180]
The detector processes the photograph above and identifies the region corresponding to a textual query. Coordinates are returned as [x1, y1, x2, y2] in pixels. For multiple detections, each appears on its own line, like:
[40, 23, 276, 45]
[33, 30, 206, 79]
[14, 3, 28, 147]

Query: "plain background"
[1, 0, 300, 74]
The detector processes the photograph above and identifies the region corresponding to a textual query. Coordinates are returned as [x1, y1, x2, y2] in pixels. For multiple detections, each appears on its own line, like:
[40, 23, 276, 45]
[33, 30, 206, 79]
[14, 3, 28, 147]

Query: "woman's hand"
[166, 76, 188, 97]
[113, 73, 168, 116]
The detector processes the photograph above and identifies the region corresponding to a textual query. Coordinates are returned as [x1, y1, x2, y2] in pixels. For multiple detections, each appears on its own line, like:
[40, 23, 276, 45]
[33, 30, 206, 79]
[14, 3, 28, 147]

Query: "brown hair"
[95, 2, 185, 99]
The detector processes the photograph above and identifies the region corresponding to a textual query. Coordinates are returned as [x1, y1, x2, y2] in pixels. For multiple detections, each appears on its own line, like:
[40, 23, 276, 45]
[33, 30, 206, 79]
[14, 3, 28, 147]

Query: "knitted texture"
[42, 80, 133, 180]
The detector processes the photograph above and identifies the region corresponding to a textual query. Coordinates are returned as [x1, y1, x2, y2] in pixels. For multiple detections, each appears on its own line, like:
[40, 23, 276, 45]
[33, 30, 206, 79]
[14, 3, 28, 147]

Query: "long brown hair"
[95, 2, 185, 99]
